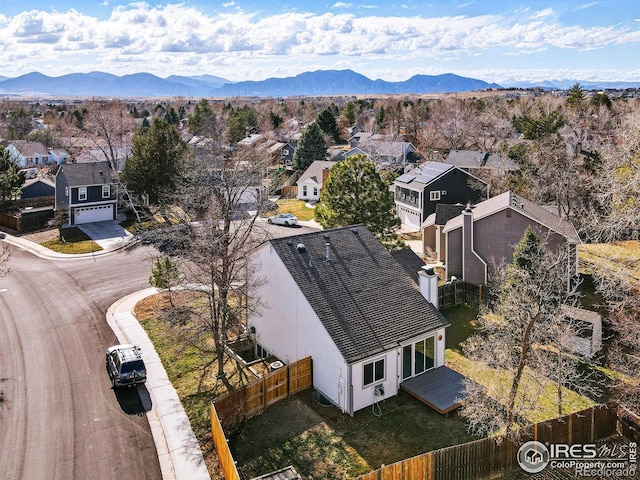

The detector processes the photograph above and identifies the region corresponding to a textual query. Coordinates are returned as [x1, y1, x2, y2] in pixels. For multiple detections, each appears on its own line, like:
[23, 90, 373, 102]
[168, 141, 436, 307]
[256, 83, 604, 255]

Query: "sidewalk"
[1, 232, 211, 480]
[107, 290, 210, 480]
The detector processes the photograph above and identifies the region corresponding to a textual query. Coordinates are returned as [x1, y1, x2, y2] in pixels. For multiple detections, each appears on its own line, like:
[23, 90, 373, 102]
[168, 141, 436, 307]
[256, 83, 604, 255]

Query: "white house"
[296, 160, 336, 202]
[248, 225, 449, 416]
[7, 141, 50, 167]
[48, 148, 70, 165]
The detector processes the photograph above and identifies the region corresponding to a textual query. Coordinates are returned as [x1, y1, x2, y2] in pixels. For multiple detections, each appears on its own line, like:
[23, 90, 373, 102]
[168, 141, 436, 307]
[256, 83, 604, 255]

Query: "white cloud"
[530, 8, 554, 19]
[573, 2, 600, 11]
[0, 3, 638, 82]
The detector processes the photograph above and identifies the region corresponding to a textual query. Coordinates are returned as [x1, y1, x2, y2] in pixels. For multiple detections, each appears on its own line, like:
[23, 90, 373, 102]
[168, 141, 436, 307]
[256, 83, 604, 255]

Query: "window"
[102, 185, 110, 198]
[313, 187, 318, 196]
[78, 187, 87, 201]
[302, 185, 308, 197]
[430, 190, 441, 201]
[283, 149, 289, 155]
[363, 358, 385, 387]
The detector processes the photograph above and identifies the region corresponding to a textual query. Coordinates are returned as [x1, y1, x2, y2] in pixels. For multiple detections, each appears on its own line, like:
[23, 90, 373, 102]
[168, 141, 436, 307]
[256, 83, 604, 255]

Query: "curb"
[106, 289, 211, 480]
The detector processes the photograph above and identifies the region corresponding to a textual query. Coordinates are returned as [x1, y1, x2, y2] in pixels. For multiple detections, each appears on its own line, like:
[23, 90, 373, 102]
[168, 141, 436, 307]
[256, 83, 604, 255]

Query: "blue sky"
[1, 1, 639, 84]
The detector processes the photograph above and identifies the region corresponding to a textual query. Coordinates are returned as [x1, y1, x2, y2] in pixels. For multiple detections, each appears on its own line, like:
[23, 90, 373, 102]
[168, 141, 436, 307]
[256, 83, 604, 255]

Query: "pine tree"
[123, 118, 187, 205]
[292, 122, 327, 171]
[314, 154, 400, 247]
[315, 108, 341, 143]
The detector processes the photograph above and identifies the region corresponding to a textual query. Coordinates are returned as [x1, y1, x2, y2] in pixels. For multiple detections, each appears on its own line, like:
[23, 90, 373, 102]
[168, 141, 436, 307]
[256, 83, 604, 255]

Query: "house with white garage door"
[55, 161, 118, 225]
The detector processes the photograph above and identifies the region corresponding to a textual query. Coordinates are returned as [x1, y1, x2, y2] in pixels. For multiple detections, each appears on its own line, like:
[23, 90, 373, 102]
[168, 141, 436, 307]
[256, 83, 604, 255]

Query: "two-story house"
[393, 161, 488, 230]
[55, 161, 119, 225]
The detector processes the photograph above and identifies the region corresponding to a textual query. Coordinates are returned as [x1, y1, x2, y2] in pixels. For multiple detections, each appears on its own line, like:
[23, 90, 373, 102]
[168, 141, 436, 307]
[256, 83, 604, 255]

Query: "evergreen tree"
[123, 118, 187, 205]
[226, 105, 258, 144]
[188, 98, 219, 137]
[292, 122, 327, 171]
[0, 146, 24, 206]
[314, 154, 400, 247]
[315, 108, 341, 143]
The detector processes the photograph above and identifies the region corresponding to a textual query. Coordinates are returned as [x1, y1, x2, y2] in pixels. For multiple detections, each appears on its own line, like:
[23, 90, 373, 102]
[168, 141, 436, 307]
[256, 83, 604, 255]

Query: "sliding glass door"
[402, 336, 435, 380]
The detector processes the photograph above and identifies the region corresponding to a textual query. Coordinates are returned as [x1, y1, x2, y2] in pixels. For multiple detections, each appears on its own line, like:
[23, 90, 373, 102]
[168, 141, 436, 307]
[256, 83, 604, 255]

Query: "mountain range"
[0, 70, 500, 98]
[0, 70, 636, 98]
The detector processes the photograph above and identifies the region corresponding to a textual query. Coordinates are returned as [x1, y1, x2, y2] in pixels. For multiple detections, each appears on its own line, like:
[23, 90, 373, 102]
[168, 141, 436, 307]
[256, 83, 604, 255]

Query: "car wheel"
[268, 219, 272, 224]
[284, 221, 289, 226]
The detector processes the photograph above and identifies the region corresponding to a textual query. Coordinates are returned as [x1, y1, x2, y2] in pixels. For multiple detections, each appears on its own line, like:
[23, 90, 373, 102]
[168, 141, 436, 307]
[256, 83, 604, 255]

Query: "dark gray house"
[393, 161, 488, 230]
[55, 161, 119, 225]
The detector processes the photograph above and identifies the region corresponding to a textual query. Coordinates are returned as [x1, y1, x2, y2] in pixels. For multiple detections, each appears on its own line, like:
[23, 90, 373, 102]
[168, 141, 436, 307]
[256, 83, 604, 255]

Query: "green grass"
[234, 390, 475, 479]
[41, 227, 102, 254]
[269, 198, 315, 221]
[445, 350, 596, 425]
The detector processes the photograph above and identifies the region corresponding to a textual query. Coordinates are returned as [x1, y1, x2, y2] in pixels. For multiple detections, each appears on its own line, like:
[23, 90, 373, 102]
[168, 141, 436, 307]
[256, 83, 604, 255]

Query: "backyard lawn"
[233, 389, 475, 479]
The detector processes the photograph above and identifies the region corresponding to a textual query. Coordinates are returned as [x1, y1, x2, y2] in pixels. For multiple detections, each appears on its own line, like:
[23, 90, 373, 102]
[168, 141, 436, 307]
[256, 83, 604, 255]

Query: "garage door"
[74, 205, 113, 224]
[397, 205, 421, 230]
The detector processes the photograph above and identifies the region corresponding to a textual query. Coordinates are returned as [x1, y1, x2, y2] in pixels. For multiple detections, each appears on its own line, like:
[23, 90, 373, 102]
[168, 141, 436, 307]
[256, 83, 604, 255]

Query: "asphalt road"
[0, 243, 162, 480]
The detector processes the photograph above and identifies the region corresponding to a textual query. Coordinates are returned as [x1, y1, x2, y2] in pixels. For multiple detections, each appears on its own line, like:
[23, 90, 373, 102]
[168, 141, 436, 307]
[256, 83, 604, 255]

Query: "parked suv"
[105, 344, 147, 388]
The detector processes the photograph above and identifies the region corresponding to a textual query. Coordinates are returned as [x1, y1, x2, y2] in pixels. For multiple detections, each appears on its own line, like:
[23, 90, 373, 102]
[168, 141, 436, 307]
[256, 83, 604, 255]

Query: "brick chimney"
[321, 166, 331, 188]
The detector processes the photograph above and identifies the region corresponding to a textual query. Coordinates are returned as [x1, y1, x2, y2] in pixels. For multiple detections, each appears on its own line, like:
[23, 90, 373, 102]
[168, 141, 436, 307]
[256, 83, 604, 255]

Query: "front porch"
[400, 366, 470, 415]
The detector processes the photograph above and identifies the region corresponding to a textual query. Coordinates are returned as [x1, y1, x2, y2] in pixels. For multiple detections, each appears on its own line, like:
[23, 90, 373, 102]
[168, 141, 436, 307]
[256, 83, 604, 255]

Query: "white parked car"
[267, 213, 299, 226]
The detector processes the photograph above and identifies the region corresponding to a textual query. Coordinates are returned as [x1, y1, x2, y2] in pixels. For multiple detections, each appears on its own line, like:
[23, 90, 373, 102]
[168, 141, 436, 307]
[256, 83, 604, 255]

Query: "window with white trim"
[429, 190, 441, 201]
[363, 358, 385, 387]
[102, 185, 110, 198]
[302, 185, 308, 196]
[313, 186, 318, 196]
[78, 187, 87, 201]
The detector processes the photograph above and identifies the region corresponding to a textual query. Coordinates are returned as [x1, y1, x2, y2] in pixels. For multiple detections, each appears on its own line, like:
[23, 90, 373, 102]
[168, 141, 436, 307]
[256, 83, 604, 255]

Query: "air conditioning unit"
[269, 361, 284, 372]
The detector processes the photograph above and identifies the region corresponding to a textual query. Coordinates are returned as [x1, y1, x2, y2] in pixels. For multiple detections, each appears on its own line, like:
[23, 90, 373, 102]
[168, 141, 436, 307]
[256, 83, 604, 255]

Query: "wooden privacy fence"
[438, 281, 490, 310]
[211, 403, 240, 480]
[354, 404, 620, 480]
[212, 356, 312, 431]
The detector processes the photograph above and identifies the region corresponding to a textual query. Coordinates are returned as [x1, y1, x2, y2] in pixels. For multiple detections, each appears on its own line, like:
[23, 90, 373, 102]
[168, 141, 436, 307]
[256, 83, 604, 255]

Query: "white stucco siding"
[350, 350, 398, 413]
[249, 244, 348, 412]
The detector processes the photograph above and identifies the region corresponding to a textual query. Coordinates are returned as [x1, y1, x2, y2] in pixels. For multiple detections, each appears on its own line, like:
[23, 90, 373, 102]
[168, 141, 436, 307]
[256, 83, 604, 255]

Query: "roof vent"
[287, 239, 293, 246]
[351, 229, 359, 234]
[296, 243, 306, 253]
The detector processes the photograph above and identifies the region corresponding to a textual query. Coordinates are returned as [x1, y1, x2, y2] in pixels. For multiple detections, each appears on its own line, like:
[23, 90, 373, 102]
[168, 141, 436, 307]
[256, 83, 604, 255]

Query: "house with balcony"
[393, 162, 488, 230]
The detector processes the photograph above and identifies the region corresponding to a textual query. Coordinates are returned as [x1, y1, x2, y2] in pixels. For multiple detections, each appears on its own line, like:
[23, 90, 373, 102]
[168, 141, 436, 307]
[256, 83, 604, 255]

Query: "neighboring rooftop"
[57, 160, 118, 185]
[443, 191, 580, 243]
[268, 225, 449, 364]
[445, 150, 517, 170]
[395, 161, 453, 187]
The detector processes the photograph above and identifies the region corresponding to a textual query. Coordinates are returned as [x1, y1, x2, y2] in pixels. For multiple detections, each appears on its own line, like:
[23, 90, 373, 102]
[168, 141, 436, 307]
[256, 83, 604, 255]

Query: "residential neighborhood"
[1, 80, 639, 480]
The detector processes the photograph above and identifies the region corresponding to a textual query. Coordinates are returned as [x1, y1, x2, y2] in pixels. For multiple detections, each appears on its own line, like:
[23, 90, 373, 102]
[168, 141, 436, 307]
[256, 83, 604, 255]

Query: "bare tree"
[581, 109, 640, 242]
[461, 228, 586, 438]
[160, 142, 271, 383]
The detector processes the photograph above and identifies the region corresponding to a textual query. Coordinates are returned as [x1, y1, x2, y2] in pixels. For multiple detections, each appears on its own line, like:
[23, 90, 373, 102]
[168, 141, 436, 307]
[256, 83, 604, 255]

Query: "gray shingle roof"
[269, 225, 449, 364]
[445, 150, 517, 170]
[58, 161, 117, 186]
[443, 191, 580, 243]
[296, 160, 336, 187]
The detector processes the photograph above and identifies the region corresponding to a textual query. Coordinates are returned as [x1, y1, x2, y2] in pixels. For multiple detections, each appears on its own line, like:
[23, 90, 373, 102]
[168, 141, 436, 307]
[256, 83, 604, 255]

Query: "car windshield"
[121, 360, 145, 373]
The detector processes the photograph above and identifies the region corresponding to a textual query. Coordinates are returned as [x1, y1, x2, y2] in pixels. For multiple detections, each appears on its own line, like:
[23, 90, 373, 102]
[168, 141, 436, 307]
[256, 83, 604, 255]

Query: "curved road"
[0, 244, 162, 480]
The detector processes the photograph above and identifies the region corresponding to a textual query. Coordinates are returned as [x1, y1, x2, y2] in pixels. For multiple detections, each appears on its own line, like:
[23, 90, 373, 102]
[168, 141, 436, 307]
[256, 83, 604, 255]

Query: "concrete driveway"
[78, 220, 133, 249]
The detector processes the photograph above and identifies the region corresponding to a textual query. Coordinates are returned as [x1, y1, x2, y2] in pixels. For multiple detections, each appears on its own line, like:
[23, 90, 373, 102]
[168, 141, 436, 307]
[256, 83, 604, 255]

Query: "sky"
[1, 0, 639, 85]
